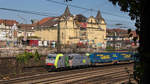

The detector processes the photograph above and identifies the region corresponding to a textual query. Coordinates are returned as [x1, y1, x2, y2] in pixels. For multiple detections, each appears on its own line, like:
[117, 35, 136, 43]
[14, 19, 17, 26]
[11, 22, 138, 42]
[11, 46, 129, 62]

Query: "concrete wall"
[0, 56, 46, 76]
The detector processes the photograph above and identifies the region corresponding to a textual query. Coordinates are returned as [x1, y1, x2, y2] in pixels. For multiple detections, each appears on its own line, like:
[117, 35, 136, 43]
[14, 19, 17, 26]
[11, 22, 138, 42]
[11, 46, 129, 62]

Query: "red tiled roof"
[107, 28, 127, 33]
[18, 24, 34, 30]
[37, 17, 55, 25]
[32, 17, 59, 29]
[0, 19, 18, 26]
[107, 28, 138, 37]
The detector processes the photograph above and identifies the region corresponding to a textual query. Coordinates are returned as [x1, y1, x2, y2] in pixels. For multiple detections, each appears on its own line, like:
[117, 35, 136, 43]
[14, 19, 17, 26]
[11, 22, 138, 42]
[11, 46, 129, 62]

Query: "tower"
[61, 5, 73, 18]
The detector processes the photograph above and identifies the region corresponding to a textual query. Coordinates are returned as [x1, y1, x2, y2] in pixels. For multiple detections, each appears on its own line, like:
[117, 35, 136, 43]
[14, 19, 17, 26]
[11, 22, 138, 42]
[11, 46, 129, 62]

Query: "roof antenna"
[64, 0, 72, 6]
[90, 8, 93, 16]
[64, 0, 72, 2]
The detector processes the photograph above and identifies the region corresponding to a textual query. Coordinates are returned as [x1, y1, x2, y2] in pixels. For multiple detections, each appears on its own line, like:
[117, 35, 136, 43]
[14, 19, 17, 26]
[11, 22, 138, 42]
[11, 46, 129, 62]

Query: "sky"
[0, 0, 136, 29]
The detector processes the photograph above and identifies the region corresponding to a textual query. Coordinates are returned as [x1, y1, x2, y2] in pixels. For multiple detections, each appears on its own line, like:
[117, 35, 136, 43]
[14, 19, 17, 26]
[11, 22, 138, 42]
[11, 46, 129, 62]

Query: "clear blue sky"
[0, 0, 136, 29]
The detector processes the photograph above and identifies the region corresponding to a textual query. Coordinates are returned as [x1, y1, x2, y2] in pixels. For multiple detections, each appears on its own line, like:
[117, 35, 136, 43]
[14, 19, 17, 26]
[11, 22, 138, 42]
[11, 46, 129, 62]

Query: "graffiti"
[65, 57, 69, 67]
[121, 54, 131, 58]
[113, 54, 118, 57]
[101, 55, 110, 59]
[82, 59, 86, 63]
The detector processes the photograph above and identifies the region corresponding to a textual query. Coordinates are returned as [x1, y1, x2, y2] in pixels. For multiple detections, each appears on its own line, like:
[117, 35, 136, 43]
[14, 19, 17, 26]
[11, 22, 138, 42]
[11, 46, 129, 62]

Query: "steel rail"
[28, 65, 132, 84]
[0, 64, 133, 84]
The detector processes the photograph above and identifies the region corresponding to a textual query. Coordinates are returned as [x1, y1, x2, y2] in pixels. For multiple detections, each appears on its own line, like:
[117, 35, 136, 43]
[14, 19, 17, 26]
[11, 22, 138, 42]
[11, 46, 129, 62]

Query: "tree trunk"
[140, 0, 150, 83]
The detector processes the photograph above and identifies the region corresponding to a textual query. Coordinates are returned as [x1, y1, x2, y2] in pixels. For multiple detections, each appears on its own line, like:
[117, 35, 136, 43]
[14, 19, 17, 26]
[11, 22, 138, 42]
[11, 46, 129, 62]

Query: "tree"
[74, 14, 87, 22]
[128, 29, 132, 34]
[108, 0, 150, 83]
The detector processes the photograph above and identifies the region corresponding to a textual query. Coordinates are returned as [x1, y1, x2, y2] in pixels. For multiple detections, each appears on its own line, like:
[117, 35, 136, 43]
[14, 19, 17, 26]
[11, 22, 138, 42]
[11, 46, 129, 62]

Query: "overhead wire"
[0, 7, 133, 28]
[0, 1, 130, 20]
[46, 0, 129, 19]
[0, 1, 134, 28]
[0, 8, 55, 17]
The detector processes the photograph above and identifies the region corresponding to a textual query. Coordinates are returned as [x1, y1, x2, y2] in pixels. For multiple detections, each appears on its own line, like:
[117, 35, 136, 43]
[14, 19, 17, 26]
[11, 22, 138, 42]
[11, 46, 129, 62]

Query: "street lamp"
[17, 15, 27, 47]
[17, 15, 27, 41]
[113, 32, 116, 51]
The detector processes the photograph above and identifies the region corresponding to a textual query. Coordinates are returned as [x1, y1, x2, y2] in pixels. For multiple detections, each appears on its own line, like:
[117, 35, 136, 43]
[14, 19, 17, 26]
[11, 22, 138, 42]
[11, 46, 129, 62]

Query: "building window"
[62, 32, 64, 39]
[80, 27, 87, 31]
[80, 32, 86, 36]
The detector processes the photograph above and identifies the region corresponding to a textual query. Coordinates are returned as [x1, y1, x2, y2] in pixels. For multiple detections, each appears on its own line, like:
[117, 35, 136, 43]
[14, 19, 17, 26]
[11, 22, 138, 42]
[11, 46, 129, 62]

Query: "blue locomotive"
[45, 52, 134, 71]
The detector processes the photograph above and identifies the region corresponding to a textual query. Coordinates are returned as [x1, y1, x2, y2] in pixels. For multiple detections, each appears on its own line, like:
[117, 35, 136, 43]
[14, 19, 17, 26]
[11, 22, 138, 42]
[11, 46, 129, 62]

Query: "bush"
[33, 50, 41, 61]
[16, 50, 41, 63]
[16, 51, 33, 63]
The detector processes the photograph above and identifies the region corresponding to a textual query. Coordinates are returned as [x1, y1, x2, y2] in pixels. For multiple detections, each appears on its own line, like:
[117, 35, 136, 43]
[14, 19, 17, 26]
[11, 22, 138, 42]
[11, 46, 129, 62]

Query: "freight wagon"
[89, 52, 134, 65]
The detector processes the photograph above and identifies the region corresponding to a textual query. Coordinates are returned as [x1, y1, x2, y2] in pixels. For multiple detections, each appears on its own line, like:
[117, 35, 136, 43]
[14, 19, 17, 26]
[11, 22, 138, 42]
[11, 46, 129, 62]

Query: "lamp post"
[17, 15, 27, 47]
[113, 32, 116, 51]
[57, 20, 61, 53]
[4, 20, 7, 47]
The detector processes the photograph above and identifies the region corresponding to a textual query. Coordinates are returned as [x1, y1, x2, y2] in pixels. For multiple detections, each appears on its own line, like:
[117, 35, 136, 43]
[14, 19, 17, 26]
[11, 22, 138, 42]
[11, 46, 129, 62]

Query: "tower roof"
[96, 10, 104, 21]
[61, 6, 73, 17]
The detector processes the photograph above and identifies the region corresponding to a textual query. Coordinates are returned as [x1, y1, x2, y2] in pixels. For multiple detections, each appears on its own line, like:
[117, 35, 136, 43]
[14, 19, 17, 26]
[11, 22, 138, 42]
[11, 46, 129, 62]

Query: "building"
[0, 19, 18, 47]
[106, 28, 138, 49]
[33, 6, 107, 48]
[17, 24, 41, 47]
[17, 24, 36, 40]
[0, 19, 18, 40]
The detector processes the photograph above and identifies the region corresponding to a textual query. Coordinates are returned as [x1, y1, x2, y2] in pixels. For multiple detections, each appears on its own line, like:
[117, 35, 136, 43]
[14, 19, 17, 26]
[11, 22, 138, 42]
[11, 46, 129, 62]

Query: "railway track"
[0, 64, 133, 84]
[32, 69, 131, 84]
[69, 70, 132, 84]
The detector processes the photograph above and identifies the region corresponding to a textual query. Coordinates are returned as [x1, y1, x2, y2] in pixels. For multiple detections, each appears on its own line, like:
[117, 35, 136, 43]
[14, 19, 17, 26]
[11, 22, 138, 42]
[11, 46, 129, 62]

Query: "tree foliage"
[128, 29, 132, 34]
[16, 50, 41, 63]
[108, 0, 142, 82]
[16, 51, 33, 63]
[74, 14, 87, 22]
[109, 0, 141, 35]
[34, 50, 41, 61]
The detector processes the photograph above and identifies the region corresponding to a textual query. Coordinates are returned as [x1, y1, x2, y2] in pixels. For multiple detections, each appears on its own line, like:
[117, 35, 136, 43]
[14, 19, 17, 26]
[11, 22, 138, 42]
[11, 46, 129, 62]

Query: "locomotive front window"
[69, 56, 73, 60]
[59, 57, 61, 60]
[47, 56, 56, 59]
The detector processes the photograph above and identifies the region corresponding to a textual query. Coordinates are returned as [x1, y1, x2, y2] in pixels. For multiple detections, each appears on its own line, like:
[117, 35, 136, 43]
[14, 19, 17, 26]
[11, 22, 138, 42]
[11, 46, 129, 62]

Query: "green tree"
[128, 29, 132, 34]
[108, 0, 150, 83]
[16, 51, 33, 63]
[33, 50, 41, 61]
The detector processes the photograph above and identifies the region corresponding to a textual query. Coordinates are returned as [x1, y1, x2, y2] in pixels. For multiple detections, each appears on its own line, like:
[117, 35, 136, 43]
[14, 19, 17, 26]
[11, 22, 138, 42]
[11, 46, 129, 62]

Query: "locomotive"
[45, 52, 134, 71]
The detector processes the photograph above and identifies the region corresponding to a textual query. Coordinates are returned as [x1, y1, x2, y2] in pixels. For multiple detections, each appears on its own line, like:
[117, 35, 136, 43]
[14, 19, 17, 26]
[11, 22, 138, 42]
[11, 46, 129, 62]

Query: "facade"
[33, 6, 107, 48]
[17, 24, 41, 47]
[106, 28, 138, 49]
[0, 19, 18, 47]
[0, 19, 18, 41]
[17, 24, 36, 40]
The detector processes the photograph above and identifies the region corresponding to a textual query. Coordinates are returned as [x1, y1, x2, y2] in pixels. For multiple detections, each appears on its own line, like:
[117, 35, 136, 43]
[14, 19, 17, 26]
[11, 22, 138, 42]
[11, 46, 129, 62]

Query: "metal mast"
[57, 20, 61, 53]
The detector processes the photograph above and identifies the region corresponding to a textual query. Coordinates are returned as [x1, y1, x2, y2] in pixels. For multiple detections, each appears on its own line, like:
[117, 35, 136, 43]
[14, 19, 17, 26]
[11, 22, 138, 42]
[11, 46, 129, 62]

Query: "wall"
[0, 56, 46, 76]
[34, 29, 57, 41]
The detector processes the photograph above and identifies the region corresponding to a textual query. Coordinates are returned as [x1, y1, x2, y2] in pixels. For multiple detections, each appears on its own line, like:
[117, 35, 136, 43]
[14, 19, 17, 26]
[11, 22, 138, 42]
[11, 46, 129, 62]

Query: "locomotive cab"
[45, 54, 64, 71]
[45, 54, 57, 71]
